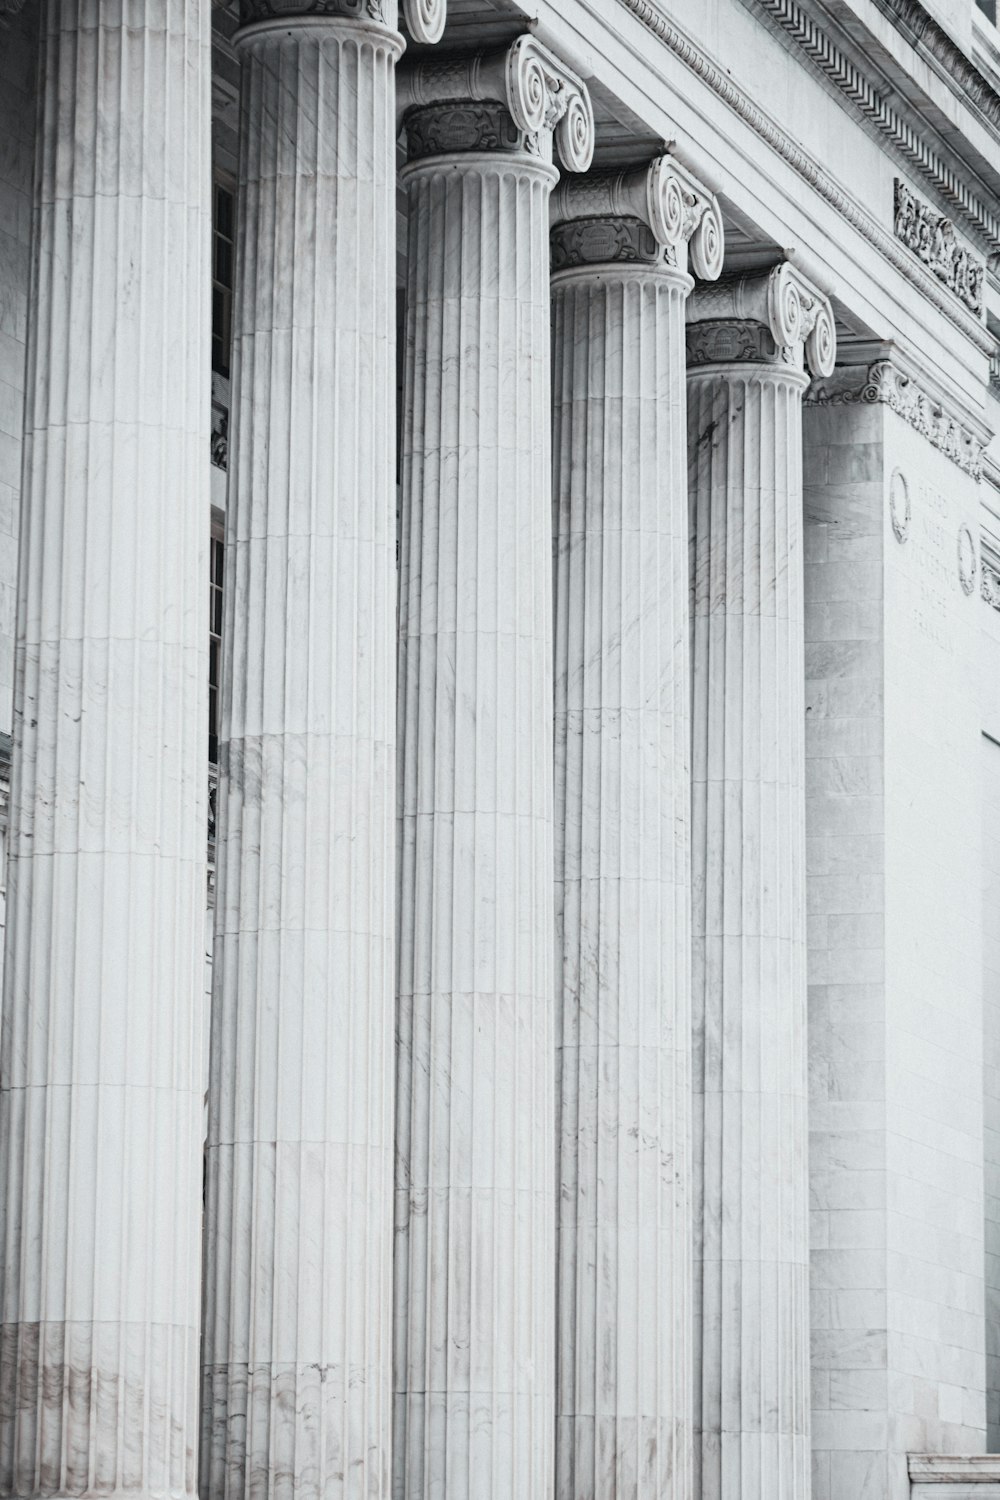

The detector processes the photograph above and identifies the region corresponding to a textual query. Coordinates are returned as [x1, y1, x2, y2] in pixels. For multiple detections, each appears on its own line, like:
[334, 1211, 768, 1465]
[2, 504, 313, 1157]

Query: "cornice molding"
[752, 0, 1000, 255]
[875, 0, 1000, 127]
[550, 154, 724, 278]
[805, 356, 985, 477]
[613, 0, 997, 356]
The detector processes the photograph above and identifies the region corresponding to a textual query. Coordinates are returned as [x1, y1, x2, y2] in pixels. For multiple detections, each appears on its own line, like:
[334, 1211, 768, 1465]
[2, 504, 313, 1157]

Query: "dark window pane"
[216, 186, 233, 239]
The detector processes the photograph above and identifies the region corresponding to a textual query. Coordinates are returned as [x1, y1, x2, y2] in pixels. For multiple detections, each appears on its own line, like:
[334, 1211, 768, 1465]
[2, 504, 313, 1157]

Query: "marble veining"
[550, 155, 721, 1500]
[393, 49, 590, 1499]
[0, 4, 211, 1496]
[200, 16, 402, 1500]
[687, 265, 834, 1500]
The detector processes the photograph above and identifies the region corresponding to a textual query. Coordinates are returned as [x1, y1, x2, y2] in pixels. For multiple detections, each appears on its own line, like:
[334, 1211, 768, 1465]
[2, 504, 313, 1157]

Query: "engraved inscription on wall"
[907, 483, 956, 655]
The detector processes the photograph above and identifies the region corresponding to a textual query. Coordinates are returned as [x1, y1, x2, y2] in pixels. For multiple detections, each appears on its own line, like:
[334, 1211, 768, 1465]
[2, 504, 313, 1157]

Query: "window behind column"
[209, 528, 224, 765]
[212, 181, 234, 379]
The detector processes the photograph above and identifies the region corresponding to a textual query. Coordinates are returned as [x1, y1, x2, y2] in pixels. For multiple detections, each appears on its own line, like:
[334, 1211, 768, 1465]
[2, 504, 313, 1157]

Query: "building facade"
[0, 2, 999, 1499]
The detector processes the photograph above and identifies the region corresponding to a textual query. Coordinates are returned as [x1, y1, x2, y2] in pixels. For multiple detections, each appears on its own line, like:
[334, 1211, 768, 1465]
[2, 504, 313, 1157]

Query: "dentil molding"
[806, 358, 985, 478]
[686, 262, 837, 376]
[751, 0, 1000, 255]
[549, 154, 724, 278]
[613, 0, 996, 357]
[399, 36, 594, 170]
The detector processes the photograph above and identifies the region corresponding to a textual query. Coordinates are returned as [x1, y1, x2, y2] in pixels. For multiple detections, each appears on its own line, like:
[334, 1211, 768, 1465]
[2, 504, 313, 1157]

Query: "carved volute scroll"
[549, 153, 725, 278]
[398, 34, 595, 170]
[686, 261, 837, 375]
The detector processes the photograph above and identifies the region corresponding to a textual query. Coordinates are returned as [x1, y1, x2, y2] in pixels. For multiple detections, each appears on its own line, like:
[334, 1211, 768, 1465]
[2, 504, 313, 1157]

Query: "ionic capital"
[686, 262, 836, 376]
[549, 154, 724, 279]
[399, 35, 594, 171]
[238, 0, 444, 45]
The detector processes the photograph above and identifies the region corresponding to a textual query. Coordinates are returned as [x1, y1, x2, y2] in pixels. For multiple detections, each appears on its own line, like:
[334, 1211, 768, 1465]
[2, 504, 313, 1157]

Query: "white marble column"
[0, 4, 211, 1497]
[687, 265, 835, 1500]
[393, 39, 593, 1500]
[550, 157, 723, 1500]
[199, 2, 442, 1496]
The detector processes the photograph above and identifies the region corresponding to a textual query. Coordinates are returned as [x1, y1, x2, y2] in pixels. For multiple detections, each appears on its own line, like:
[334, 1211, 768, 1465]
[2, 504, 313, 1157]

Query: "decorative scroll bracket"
[398, 35, 595, 172]
[549, 153, 725, 280]
[686, 262, 837, 377]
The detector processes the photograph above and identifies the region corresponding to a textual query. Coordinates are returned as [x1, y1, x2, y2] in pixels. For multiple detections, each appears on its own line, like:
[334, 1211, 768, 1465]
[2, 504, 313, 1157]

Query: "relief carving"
[405, 101, 521, 158]
[806, 359, 983, 480]
[686, 262, 836, 376]
[894, 180, 984, 316]
[549, 154, 725, 280]
[958, 522, 977, 596]
[889, 469, 910, 543]
[550, 217, 660, 271]
[400, 36, 594, 172]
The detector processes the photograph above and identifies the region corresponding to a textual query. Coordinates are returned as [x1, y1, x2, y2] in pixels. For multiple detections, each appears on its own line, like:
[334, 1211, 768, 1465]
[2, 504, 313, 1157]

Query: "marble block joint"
[687, 263, 835, 1500]
[0, 4, 211, 1498]
[393, 38, 592, 1500]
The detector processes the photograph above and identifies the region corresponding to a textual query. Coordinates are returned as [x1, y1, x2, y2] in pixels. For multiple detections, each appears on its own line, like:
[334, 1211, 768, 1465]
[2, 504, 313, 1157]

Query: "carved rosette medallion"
[888, 469, 910, 543]
[686, 262, 836, 378]
[894, 179, 984, 317]
[400, 36, 594, 171]
[958, 522, 977, 596]
[549, 154, 725, 280]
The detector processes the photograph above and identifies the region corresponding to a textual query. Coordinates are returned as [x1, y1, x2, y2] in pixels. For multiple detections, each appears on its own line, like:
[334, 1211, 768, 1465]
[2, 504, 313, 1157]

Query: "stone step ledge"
[910, 1455, 1000, 1498]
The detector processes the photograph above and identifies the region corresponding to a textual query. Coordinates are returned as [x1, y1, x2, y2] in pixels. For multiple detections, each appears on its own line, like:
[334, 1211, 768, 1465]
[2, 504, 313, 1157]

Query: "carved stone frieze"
[241, 0, 388, 22]
[549, 154, 724, 279]
[405, 101, 522, 159]
[399, 35, 594, 172]
[686, 262, 836, 376]
[686, 321, 779, 367]
[893, 180, 984, 316]
[806, 359, 984, 479]
[550, 217, 660, 271]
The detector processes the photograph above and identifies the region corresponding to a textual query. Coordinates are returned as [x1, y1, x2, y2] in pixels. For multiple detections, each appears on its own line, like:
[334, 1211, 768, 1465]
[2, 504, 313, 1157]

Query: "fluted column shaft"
[200, 12, 402, 1500]
[688, 307, 814, 1500]
[393, 52, 591, 1495]
[553, 260, 692, 1500]
[0, 5, 210, 1498]
[550, 159, 723, 1500]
